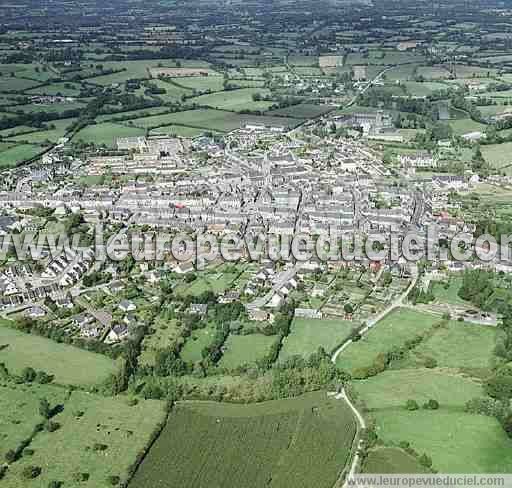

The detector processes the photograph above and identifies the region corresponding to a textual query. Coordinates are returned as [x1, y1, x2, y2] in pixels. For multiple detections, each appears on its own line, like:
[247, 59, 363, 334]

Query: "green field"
[0, 143, 44, 167]
[219, 334, 276, 369]
[280, 318, 353, 361]
[0, 323, 118, 386]
[149, 124, 211, 137]
[129, 391, 356, 488]
[374, 410, 512, 473]
[267, 103, 333, 119]
[336, 309, 436, 373]
[74, 122, 146, 147]
[180, 326, 216, 363]
[430, 277, 469, 306]
[412, 320, 496, 370]
[482, 142, 512, 173]
[129, 108, 302, 132]
[404, 81, 451, 97]
[189, 88, 274, 112]
[448, 118, 486, 136]
[363, 447, 428, 474]
[2, 384, 166, 487]
[355, 368, 483, 409]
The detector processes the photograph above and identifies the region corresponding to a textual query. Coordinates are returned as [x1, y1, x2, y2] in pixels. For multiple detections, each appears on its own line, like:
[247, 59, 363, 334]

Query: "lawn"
[363, 447, 428, 474]
[129, 391, 356, 488]
[0, 322, 119, 387]
[336, 309, 437, 373]
[219, 334, 276, 369]
[3, 387, 167, 488]
[74, 122, 146, 147]
[374, 410, 512, 473]
[280, 318, 353, 361]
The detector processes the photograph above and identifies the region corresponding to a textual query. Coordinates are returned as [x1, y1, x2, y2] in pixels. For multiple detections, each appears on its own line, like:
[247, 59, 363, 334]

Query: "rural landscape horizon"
[2, 0, 512, 486]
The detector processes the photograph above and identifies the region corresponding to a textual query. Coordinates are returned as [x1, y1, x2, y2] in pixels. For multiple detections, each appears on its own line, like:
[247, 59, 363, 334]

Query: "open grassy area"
[336, 309, 436, 373]
[129, 391, 356, 488]
[188, 88, 273, 112]
[363, 447, 429, 474]
[374, 410, 512, 473]
[412, 321, 496, 370]
[129, 108, 302, 132]
[355, 368, 483, 409]
[404, 81, 450, 97]
[140, 318, 181, 367]
[180, 325, 216, 363]
[219, 334, 276, 369]
[0, 322, 118, 386]
[280, 318, 353, 361]
[482, 142, 512, 173]
[2, 385, 167, 487]
[267, 103, 333, 119]
[0, 143, 44, 167]
[74, 122, 146, 147]
[448, 118, 486, 136]
[430, 277, 469, 306]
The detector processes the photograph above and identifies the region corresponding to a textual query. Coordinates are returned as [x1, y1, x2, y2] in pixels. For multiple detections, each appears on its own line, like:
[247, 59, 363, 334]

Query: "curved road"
[331, 266, 419, 485]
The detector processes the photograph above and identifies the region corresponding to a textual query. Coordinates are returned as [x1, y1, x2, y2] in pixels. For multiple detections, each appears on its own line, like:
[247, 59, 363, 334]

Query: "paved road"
[331, 266, 418, 482]
[332, 269, 418, 364]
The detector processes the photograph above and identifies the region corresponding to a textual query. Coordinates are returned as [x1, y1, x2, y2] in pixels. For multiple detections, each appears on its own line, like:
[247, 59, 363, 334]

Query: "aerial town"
[1, 0, 512, 486]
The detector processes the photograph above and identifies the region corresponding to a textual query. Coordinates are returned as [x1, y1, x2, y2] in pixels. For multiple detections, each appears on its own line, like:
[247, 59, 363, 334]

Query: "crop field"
[374, 410, 512, 473]
[128, 108, 303, 132]
[219, 334, 276, 369]
[74, 122, 146, 147]
[336, 309, 436, 373]
[129, 391, 356, 488]
[354, 368, 483, 410]
[2, 386, 167, 488]
[189, 88, 274, 112]
[363, 448, 428, 473]
[0, 322, 119, 386]
[280, 318, 353, 361]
